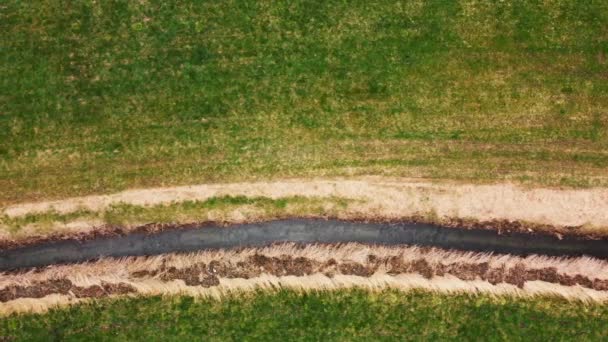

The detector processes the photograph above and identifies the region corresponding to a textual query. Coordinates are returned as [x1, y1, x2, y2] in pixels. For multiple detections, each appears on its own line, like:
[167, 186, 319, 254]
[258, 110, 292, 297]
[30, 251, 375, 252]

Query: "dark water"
[2, 219, 608, 270]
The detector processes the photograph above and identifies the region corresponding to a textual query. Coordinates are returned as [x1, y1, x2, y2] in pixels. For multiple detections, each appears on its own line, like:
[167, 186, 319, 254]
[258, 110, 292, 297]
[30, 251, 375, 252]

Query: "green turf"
[2, 289, 608, 341]
[2, 0, 608, 204]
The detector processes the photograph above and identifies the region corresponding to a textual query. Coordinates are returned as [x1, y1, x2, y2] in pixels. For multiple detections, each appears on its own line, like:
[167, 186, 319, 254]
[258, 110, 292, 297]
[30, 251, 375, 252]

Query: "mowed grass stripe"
[2, 0, 608, 204]
[2, 289, 608, 341]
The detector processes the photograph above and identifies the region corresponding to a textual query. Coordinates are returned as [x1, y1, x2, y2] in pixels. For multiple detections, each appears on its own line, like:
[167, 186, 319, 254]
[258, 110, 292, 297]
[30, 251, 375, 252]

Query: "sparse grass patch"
[0, 196, 353, 238]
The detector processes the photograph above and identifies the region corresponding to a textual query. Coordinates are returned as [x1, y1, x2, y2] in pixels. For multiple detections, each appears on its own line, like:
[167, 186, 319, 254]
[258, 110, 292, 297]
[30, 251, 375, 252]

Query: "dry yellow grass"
[2, 243, 608, 315]
[2, 177, 608, 242]
[6, 274, 608, 316]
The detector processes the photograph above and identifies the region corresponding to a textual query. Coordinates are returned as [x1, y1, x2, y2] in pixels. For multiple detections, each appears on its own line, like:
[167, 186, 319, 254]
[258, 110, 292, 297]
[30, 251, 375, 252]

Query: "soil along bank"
[3, 219, 608, 270]
[3, 243, 608, 315]
[4, 177, 608, 230]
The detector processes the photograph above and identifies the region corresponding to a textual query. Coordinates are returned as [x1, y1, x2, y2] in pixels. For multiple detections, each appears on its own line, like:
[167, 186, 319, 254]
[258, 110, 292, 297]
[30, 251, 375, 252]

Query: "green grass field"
[2, 289, 608, 341]
[3, 1, 608, 339]
[2, 0, 608, 205]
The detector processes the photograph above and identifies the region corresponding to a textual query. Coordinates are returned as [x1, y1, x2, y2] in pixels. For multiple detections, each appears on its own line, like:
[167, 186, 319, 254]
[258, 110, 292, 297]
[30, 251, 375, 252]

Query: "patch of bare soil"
[5, 252, 607, 304]
[442, 218, 585, 239]
[4, 243, 608, 312]
[127, 254, 608, 292]
[0, 279, 135, 302]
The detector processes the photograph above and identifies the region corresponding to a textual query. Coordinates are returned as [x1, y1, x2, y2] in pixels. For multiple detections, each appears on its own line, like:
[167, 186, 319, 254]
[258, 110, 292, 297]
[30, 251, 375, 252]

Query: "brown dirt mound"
[0, 254, 608, 302]
[0, 279, 136, 302]
[126, 254, 608, 291]
[4, 244, 608, 305]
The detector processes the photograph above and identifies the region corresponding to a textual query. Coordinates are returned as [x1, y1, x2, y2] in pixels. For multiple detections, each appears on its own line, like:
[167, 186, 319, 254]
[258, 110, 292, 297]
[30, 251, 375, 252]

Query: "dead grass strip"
[2, 243, 608, 314]
[2, 176, 608, 244]
[3, 274, 608, 316]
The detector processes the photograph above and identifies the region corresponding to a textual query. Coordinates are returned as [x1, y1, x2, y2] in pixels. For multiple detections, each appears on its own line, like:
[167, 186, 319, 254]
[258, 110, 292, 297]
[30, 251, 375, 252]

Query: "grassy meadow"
[2, 289, 608, 341]
[1, 0, 608, 205]
[3, 3, 608, 339]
